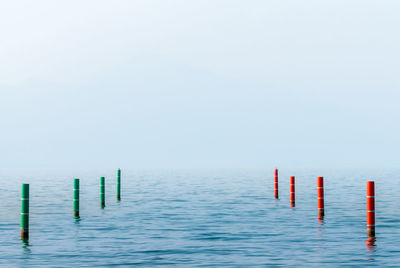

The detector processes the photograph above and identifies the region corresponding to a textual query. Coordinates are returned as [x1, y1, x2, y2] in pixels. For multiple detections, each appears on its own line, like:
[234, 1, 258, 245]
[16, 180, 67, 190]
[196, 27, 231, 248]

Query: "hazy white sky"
[1, 1, 399, 169]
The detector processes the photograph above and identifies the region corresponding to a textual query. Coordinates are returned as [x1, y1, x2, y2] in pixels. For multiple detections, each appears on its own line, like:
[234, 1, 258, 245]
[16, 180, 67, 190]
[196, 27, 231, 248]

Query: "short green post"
[73, 179, 80, 218]
[100, 177, 105, 208]
[117, 169, 121, 201]
[21, 184, 29, 240]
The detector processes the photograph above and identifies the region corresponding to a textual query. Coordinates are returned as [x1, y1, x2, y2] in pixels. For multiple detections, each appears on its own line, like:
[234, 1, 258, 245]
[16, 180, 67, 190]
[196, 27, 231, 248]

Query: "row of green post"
[21, 168, 122, 241]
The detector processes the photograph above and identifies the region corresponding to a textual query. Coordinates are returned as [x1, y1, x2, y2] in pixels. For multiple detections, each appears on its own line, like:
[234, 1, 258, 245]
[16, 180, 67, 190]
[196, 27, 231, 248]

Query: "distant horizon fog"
[1, 1, 400, 169]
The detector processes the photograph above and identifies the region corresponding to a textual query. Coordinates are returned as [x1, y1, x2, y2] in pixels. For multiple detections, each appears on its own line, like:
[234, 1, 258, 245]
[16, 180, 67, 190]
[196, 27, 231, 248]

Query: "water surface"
[0, 168, 399, 267]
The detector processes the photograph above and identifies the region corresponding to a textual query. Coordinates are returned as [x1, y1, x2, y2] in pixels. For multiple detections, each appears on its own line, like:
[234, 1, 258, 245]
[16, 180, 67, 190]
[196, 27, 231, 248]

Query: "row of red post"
[273, 168, 375, 242]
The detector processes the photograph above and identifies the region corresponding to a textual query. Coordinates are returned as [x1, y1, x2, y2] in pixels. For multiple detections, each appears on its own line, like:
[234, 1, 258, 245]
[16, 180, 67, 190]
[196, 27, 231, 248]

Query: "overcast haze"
[1, 1, 399, 169]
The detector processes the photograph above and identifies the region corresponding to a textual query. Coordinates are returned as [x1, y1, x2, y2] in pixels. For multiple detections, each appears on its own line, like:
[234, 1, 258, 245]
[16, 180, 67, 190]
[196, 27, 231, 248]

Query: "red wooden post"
[367, 181, 375, 238]
[317, 177, 324, 218]
[274, 168, 279, 199]
[290, 176, 295, 207]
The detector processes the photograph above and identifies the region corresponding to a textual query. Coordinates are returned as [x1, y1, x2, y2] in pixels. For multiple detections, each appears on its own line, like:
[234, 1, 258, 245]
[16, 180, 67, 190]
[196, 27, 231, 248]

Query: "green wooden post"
[117, 169, 121, 201]
[21, 184, 29, 240]
[100, 177, 105, 208]
[73, 179, 80, 218]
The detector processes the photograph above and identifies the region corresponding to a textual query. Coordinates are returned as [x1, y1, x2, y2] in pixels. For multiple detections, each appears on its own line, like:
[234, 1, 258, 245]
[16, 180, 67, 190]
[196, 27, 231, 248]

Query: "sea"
[0, 168, 399, 267]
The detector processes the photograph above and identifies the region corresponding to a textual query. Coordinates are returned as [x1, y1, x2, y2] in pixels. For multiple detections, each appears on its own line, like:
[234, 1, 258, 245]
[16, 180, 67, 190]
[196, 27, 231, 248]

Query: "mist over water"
[1, 3, 400, 266]
[2, 1, 400, 170]
[1, 168, 399, 266]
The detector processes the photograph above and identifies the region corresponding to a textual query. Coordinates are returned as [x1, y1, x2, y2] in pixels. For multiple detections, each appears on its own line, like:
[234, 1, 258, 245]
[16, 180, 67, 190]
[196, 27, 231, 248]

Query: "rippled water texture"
[1, 168, 399, 267]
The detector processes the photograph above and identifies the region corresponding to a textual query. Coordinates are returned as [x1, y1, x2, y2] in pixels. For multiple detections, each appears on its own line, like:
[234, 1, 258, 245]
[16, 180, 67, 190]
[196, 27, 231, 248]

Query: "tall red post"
[274, 168, 279, 199]
[367, 181, 375, 238]
[290, 176, 295, 207]
[317, 177, 324, 218]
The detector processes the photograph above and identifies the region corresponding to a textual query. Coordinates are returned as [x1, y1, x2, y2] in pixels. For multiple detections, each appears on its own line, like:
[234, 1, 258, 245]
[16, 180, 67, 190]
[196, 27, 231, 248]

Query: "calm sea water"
[1, 168, 400, 267]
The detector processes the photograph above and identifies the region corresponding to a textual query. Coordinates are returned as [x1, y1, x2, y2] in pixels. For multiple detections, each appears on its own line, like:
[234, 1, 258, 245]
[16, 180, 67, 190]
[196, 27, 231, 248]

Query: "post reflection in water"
[315, 228, 325, 250]
[21, 239, 31, 254]
[366, 236, 376, 251]
[315, 217, 325, 248]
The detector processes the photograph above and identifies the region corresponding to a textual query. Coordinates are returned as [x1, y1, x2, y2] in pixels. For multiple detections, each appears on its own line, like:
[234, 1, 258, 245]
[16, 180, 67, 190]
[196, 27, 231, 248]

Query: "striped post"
[367, 181, 375, 238]
[100, 177, 105, 208]
[290, 176, 295, 207]
[117, 169, 121, 201]
[21, 184, 29, 240]
[274, 168, 279, 199]
[317, 177, 324, 218]
[73, 179, 80, 218]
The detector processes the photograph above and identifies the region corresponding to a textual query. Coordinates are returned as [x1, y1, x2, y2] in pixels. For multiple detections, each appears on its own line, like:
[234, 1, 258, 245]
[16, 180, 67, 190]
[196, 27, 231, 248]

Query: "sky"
[0, 0, 400, 169]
